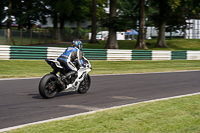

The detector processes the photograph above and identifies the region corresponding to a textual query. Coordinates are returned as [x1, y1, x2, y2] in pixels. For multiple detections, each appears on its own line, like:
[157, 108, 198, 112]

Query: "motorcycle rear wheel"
[39, 74, 58, 99]
[77, 74, 91, 94]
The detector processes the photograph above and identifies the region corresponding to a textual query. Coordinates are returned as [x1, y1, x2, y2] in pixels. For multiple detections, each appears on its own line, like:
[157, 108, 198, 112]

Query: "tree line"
[0, 0, 199, 49]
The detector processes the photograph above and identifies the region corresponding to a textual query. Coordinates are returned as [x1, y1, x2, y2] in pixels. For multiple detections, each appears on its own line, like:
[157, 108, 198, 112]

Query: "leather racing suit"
[57, 47, 86, 71]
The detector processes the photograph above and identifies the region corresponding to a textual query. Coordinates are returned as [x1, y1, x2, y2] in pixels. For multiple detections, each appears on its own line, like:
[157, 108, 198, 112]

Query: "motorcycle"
[39, 58, 92, 99]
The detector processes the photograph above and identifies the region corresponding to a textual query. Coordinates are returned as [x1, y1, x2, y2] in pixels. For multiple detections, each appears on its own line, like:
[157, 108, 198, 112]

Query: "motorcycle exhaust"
[57, 77, 65, 90]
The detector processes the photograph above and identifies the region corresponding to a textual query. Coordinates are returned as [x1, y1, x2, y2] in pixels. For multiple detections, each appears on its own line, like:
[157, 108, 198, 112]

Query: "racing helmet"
[72, 39, 82, 50]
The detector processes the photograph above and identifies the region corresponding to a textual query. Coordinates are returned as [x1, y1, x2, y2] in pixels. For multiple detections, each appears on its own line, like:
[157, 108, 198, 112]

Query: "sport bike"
[39, 58, 92, 99]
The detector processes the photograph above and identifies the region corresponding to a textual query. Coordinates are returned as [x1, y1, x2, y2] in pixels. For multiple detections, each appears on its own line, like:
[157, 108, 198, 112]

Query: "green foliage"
[101, 0, 159, 31]
[0, 0, 108, 29]
[96, 0, 108, 19]
[72, 28, 91, 39]
[67, 0, 90, 21]
[106, 0, 139, 31]
[8, 0, 48, 29]
[0, 0, 6, 28]
[145, 4, 159, 27]
[71, 0, 108, 23]
[167, 0, 200, 15]
[55, 0, 73, 16]
[149, 0, 200, 35]
[168, 0, 181, 11]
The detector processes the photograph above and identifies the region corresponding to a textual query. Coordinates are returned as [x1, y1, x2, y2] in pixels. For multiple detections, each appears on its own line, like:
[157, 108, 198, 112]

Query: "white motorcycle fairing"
[64, 67, 91, 91]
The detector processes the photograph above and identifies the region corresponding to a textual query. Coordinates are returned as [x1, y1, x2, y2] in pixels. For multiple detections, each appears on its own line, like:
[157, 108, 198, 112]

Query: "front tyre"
[77, 74, 91, 94]
[39, 74, 58, 99]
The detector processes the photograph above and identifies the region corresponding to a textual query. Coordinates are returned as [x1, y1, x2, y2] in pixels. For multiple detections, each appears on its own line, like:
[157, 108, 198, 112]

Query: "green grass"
[0, 60, 51, 78]
[5, 94, 200, 133]
[56, 39, 200, 50]
[0, 36, 55, 46]
[1, 37, 200, 50]
[80, 39, 200, 50]
[146, 39, 200, 50]
[0, 60, 200, 78]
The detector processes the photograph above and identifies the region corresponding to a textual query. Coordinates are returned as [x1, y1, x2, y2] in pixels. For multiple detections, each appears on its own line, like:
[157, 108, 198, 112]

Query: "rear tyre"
[39, 74, 58, 99]
[77, 74, 91, 94]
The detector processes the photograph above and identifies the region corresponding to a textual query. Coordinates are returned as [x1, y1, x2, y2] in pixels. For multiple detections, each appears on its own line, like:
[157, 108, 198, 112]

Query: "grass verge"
[0, 60, 200, 78]
[82, 39, 200, 50]
[1, 38, 200, 50]
[5, 94, 200, 133]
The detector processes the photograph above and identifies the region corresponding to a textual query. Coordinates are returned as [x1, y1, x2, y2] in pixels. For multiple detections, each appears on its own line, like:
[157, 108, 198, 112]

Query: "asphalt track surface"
[0, 71, 200, 130]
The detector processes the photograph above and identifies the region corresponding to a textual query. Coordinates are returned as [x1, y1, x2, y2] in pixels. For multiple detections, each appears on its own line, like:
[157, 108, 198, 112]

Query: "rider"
[57, 39, 88, 83]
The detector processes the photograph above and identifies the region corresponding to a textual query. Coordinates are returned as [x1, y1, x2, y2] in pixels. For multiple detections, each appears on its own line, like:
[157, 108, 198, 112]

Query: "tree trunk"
[90, 0, 97, 43]
[17, 24, 23, 30]
[135, 0, 147, 49]
[77, 21, 82, 29]
[170, 27, 172, 40]
[60, 16, 65, 41]
[156, 21, 167, 47]
[105, 0, 118, 49]
[27, 18, 32, 30]
[6, 0, 12, 45]
[53, 11, 58, 29]
[156, 0, 167, 48]
[53, 11, 58, 41]
[183, 27, 186, 39]
[60, 17, 65, 30]
[7, 0, 12, 29]
[77, 21, 83, 39]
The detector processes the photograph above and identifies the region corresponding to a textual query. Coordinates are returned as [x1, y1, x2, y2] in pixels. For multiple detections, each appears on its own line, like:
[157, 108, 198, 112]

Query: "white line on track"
[1, 92, 200, 132]
[0, 77, 41, 81]
[92, 70, 200, 76]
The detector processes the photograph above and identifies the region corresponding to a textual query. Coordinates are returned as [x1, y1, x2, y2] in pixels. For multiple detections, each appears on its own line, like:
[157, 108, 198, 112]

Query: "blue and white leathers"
[57, 47, 85, 71]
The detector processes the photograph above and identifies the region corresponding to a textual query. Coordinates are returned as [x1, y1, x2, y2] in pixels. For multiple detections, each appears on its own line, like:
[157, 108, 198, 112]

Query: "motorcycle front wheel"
[39, 74, 58, 99]
[77, 74, 91, 94]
